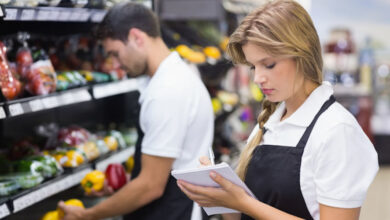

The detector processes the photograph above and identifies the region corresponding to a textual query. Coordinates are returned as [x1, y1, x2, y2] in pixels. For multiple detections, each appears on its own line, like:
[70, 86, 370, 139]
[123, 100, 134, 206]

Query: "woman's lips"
[261, 89, 274, 95]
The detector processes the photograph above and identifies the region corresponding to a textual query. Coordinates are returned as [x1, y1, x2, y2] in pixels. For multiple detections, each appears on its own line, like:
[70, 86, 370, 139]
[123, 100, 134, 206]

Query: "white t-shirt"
[139, 51, 214, 170]
[248, 81, 378, 220]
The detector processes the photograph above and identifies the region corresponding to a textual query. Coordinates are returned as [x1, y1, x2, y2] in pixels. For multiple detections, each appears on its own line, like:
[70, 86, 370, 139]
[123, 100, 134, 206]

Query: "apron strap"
[296, 95, 336, 149]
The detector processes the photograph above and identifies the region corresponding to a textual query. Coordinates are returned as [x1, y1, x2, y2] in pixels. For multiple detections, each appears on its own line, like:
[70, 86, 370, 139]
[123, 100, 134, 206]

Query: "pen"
[209, 147, 215, 165]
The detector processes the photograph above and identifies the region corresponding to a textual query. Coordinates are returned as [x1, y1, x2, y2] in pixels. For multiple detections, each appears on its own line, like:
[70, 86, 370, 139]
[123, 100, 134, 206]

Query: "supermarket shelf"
[11, 167, 93, 213]
[0, 78, 139, 119]
[0, 201, 10, 219]
[0, 146, 135, 218]
[0, 105, 5, 120]
[4, 87, 92, 118]
[1, 6, 106, 22]
[92, 78, 138, 99]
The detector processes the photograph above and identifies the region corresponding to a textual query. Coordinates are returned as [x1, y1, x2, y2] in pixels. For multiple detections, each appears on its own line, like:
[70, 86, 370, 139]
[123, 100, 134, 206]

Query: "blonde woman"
[177, 0, 378, 219]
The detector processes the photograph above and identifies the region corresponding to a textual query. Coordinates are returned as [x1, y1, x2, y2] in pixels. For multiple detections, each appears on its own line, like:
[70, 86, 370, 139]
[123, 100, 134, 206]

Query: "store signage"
[9, 103, 23, 116]
[0, 203, 10, 218]
[29, 99, 44, 112]
[20, 9, 35, 21]
[4, 8, 17, 20]
[0, 107, 6, 119]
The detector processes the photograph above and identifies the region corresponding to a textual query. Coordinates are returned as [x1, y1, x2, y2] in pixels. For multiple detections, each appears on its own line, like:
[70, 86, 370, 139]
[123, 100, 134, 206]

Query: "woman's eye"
[265, 63, 276, 69]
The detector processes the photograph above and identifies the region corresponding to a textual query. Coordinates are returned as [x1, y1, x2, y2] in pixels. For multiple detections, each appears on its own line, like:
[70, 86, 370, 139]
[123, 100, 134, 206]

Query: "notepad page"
[172, 162, 255, 215]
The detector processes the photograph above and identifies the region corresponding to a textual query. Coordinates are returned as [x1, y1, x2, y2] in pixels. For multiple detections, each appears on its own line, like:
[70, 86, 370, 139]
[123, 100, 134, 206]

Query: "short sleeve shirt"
[248, 82, 378, 220]
[138, 52, 214, 171]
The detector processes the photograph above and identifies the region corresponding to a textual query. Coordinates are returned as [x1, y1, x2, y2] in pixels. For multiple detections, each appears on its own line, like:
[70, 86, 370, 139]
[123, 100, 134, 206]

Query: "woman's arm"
[319, 204, 360, 220]
[178, 172, 361, 220]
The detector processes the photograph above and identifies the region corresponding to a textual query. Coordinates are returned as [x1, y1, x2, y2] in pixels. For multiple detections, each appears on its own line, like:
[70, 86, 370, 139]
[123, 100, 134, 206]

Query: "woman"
[177, 0, 378, 219]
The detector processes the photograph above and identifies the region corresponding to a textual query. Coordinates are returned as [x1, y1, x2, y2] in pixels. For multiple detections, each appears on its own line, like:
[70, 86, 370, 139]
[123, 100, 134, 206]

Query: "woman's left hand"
[177, 171, 250, 211]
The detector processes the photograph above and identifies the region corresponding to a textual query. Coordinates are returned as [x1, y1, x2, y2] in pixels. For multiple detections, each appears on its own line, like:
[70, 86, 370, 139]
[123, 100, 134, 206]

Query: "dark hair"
[97, 2, 161, 42]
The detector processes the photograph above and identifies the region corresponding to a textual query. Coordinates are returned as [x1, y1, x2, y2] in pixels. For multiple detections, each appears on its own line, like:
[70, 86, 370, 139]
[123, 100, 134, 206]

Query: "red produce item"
[58, 126, 90, 146]
[105, 163, 127, 190]
[0, 41, 22, 100]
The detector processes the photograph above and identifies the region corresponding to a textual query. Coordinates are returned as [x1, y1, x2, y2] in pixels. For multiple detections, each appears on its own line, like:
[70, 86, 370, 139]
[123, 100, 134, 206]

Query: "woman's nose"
[253, 71, 266, 85]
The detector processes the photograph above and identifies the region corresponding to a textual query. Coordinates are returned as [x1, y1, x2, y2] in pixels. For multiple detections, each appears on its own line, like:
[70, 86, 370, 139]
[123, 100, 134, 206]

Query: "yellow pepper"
[57, 199, 84, 219]
[126, 156, 135, 173]
[80, 170, 105, 193]
[104, 136, 118, 151]
[203, 46, 221, 60]
[63, 150, 85, 167]
[41, 210, 59, 220]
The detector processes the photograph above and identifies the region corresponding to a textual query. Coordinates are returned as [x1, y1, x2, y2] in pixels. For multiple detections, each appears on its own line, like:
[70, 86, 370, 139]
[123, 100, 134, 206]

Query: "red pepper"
[105, 163, 127, 190]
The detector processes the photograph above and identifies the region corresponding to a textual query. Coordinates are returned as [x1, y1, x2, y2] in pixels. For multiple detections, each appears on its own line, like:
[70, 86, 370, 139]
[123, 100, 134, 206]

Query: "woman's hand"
[177, 170, 250, 212]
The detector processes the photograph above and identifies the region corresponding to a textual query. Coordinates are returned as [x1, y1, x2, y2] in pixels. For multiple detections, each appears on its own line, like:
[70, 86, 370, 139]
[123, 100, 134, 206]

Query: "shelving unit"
[0, 78, 138, 119]
[0, 2, 152, 218]
[0, 146, 134, 218]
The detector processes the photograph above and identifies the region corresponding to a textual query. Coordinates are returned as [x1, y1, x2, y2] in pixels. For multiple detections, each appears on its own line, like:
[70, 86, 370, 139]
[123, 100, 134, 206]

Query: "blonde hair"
[227, 0, 323, 180]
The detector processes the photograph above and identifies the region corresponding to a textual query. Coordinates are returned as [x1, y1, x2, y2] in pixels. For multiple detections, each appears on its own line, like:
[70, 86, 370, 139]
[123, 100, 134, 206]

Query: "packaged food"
[0, 41, 22, 100]
[0, 179, 20, 196]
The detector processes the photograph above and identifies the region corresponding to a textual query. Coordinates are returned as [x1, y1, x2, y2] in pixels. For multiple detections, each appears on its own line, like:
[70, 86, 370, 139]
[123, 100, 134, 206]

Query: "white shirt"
[139, 51, 214, 169]
[248, 82, 378, 220]
[138, 52, 214, 220]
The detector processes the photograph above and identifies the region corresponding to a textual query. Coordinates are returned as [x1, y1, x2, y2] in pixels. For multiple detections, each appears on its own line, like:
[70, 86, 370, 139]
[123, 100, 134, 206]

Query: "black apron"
[242, 96, 335, 220]
[123, 120, 193, 220]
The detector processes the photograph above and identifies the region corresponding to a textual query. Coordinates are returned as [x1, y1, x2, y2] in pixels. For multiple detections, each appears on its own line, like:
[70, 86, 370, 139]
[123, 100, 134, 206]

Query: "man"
[58, 2, 214, 220]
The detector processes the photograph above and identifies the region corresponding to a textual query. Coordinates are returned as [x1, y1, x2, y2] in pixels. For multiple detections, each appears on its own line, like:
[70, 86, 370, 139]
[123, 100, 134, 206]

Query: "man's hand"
[57, 201, 90, 220]
[85, 180, 114, 197]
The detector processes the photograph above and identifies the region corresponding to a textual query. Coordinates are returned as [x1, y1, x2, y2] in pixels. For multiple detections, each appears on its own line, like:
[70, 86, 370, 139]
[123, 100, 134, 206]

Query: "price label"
[91, 11, 106, 22]
[58, 11, 71, 21]
[42, 97, 59, 109]
[48, 10, 60, 21]
[79, 11, 90, 21]
[9, 103, 23, 116]
[20, 9, 35, 21]
[77, 90, 92, 102]
[36, 10, 50, 21]
[29, 99, 44, 112]
[0, 6, 4, 17]
[61, 92, 74, 105]
[69, 11, 82, 21]
[0, 107, 6, 119]
[4, 8, 18, 20]
[0, 203, 10, 219]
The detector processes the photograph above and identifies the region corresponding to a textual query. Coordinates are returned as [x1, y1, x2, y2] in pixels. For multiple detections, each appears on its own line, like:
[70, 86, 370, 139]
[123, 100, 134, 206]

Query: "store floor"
[360, 166, 390, 220]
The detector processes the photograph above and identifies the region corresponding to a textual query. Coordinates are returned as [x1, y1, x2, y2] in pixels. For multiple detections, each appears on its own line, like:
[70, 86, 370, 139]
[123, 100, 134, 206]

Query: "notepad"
[171, 162, 256, 215]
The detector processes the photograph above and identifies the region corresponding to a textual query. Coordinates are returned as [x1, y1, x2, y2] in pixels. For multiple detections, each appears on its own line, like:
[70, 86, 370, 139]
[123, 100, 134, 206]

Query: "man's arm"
[61, 154, 174, 220]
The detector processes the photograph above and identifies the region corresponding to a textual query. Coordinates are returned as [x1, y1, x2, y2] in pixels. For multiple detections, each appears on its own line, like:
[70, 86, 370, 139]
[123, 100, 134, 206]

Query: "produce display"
[81, 163, 128, 193]
[0, 123, 137, 197]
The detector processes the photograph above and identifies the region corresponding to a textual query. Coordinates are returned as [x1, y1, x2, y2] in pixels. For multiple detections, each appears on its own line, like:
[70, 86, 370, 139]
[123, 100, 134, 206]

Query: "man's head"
[97, 3, 161, 77]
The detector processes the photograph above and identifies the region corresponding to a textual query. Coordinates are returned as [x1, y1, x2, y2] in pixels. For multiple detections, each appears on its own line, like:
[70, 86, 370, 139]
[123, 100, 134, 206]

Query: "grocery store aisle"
[360, 166, 390, 220]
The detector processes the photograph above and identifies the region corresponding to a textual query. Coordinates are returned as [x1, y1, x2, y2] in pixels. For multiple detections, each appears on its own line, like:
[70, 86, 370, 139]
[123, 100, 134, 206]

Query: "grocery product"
[57, 199, 84, 219]
[41, 210, 59, 220]
[105, 163, 127, 190]
[103, 136, 118, 151]
[80, 170, 105, 193]
[0, 179, 20, 196]
[0, 41, 22, 100]
[125, 156, 134, 174]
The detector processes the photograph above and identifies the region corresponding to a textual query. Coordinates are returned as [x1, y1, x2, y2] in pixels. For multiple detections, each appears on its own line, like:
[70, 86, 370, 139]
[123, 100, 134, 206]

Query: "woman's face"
[242, 42, 305, 103]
